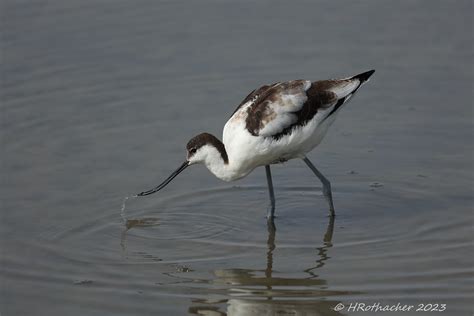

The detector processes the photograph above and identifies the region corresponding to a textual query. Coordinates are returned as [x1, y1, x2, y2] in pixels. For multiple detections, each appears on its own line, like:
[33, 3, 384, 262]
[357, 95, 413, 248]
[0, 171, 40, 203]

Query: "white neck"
[202, 145, 236, 181]
[190, 144, 248, 182]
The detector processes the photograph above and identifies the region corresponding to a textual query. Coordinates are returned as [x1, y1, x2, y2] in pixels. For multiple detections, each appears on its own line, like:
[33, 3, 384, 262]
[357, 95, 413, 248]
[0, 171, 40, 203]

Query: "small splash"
[121, 195, 138, 223]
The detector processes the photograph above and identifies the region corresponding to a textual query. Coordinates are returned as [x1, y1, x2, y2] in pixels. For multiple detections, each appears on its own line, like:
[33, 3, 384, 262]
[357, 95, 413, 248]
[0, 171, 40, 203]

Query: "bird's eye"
[190, 148, 197, 154]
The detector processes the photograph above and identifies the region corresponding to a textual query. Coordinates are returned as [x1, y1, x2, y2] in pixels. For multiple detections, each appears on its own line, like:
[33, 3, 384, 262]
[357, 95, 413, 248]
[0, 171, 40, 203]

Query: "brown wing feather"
[243, 81, 337, 139]
[230, 83, 278, 117]
[229, 70, 375, 139]
[270, 86, 337, 140]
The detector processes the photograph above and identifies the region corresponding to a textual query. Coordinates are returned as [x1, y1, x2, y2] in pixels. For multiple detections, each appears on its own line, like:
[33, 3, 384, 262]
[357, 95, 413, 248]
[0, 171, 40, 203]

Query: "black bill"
[136, 161, 189, 196]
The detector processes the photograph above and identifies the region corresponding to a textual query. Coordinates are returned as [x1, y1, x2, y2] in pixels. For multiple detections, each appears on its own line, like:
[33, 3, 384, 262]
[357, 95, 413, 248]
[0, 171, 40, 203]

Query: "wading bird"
[137, 70, 375, 219]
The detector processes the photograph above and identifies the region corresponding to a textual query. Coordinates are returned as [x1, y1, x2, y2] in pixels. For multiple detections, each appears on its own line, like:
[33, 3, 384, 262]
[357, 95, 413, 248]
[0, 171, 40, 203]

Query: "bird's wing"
[230, 84, 276, 117]
[239, 79, 339, 138]
[245, 80, 313, 137]
[231, 70, 374, 139]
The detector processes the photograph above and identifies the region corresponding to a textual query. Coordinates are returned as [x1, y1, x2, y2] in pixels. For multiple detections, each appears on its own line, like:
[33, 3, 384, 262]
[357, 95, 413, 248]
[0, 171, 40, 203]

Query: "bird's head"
[186, 133, 228, 165]
[136, 133, 227, 196]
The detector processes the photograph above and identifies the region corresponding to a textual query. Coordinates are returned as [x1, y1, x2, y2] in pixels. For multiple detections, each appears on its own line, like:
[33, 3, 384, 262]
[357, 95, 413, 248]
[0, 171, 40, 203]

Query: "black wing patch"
[229, 70, 375, 140]
[242, 81, 337, 139]
[271, 88, 337, 140]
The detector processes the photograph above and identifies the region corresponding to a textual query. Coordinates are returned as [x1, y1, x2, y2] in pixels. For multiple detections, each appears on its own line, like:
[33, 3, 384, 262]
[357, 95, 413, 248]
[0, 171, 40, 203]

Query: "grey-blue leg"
[265, 165, 276, 219]
[303, 157, 335, 216]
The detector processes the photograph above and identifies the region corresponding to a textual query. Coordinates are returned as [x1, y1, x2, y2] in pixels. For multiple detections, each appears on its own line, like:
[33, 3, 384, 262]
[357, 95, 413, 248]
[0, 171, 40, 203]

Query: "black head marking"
[186, 133, 229, 164]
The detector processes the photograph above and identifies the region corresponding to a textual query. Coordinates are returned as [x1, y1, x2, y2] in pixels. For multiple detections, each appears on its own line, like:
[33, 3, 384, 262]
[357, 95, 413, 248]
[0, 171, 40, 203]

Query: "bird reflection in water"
[189, 216, 349, 316]
[120, 217, 161, 256]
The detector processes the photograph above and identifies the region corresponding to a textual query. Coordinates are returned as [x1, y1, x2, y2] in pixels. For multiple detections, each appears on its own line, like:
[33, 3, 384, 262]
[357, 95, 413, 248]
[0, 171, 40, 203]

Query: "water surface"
[1, 1, 473, 315]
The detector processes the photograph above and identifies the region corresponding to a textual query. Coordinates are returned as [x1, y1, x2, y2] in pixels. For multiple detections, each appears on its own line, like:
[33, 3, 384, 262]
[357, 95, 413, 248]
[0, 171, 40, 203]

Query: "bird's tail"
[350, 69, 375, 84]
[323, 69, 375, 118]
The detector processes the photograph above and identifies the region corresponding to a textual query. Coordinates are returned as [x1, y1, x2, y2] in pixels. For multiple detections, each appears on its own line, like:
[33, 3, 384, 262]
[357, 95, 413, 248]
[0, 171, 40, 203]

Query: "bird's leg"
[265, 165, 276, 219]
[302, 157, 335, 217]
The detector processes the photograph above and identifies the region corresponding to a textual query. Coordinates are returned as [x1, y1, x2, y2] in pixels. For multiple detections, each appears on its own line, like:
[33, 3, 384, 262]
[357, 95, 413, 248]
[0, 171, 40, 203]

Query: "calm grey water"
[1, 1, 473, 315]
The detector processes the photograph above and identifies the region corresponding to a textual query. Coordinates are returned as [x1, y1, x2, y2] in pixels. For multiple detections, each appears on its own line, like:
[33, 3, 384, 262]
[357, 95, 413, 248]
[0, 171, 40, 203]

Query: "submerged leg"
[302, 157, 335, 216]
[265, 165, 276, 219]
